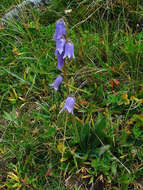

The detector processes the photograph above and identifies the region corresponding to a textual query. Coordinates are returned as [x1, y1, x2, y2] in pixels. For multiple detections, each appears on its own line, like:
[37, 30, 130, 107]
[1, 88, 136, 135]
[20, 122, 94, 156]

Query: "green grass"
[0, 0, 143, 189]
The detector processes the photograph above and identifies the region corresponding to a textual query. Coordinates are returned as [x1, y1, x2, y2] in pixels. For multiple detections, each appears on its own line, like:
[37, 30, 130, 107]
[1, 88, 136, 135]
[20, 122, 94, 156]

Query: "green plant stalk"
[71, 115, 79, 144]
[58, 112, 68, 190]
[63, 61, 69, 94]
[62, 112, 68, 158]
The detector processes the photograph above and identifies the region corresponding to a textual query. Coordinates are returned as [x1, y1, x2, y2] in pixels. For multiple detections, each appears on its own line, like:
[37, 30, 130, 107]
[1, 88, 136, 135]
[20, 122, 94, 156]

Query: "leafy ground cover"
[0, 0, 143, 189]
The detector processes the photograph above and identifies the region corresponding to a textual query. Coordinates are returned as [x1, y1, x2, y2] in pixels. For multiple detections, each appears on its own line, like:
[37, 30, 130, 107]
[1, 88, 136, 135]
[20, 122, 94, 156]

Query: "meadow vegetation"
[0, 0, 143, 189]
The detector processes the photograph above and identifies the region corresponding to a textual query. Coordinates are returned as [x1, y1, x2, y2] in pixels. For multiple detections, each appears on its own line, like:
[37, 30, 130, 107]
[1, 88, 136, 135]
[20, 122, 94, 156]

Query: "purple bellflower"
[50, 75, 63, 91]
[63, 40, 75, 60]
[56, 37, 66, 55]
[57, 53, 64, 70]
[61, 96, 75, 114]
[53, 18, 66, 40]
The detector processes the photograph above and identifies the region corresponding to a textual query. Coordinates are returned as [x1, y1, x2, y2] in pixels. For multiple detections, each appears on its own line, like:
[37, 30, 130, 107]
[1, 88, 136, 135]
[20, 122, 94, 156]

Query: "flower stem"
[71, 115, 79, 143]
[63, 61, 69, 94]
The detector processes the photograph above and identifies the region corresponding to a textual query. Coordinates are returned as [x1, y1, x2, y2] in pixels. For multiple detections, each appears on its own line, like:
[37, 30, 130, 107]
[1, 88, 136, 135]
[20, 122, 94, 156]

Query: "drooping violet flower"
[50, 75, 63, 91]
[56, 37, 66, 55]
[61, 96, 75, 114]
[54, 50, 58, 56]
[53, 18, 66, 40]
[57, 53, 64, 70]
[63, 40, 75, 60]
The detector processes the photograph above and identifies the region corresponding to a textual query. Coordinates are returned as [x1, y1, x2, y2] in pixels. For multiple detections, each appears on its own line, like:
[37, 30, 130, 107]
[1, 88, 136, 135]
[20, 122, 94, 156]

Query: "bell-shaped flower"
[50, 75, 63, 91]
[53, 18, 66, 40]
[57, 53, 64, 70]
[56, 37, 66, 55]
[63, 40, 75, 60]
[61, 96, 75, 114]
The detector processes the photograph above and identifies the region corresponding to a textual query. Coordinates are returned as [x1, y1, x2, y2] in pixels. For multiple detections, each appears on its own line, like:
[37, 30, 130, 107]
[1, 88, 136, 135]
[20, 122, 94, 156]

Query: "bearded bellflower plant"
[51, 17, 76, 114]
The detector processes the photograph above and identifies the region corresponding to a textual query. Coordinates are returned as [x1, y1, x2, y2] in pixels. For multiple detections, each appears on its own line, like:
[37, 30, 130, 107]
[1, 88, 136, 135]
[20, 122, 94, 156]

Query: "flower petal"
[50, 75, 63, 91]
[61, 96, 75, 114]
[57, 53, 64, 70]
[63, 40, 75, 59]
[53, 18, 66, 40]
[56, 37, 66, 55]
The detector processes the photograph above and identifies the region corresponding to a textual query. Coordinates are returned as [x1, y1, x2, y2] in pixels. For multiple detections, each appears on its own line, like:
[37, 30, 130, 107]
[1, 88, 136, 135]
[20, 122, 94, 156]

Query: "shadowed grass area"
[0, 0, 143, 189]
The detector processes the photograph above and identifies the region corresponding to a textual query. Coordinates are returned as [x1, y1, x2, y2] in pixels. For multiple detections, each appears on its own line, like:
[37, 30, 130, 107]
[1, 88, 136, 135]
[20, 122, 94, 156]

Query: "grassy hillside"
[0, 0, 143, 189]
